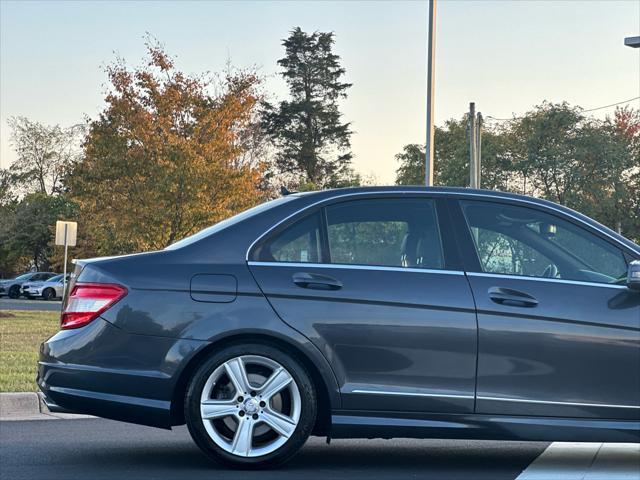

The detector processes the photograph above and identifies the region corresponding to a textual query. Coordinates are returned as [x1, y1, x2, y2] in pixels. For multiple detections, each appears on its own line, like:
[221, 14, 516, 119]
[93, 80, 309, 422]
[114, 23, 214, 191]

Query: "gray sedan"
[22, 273, 69, 300]
[38, 187, 640, 469]
[0, 272, 57, 298]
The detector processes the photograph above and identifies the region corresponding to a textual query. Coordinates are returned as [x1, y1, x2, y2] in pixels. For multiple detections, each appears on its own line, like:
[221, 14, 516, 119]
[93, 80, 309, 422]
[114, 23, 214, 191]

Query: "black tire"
[42, 288, 56, 301]
[185, 343, 316, 469]
[8, 285, 20, 299]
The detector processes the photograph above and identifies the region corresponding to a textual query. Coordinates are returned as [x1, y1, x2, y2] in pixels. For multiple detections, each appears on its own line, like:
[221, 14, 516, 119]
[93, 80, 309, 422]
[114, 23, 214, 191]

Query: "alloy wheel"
[199, 355, 301, 458]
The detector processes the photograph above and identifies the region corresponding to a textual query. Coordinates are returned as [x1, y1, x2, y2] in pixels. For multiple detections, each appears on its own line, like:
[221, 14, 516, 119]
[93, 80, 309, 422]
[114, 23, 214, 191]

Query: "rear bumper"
[38, 317, 208, 428]
[38, 383, 173, 427]
[38, 391, 79, 414]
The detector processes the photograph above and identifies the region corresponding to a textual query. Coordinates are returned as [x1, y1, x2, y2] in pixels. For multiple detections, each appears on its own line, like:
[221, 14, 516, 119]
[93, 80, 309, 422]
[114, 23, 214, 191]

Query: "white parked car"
[21, 274, 69, 300]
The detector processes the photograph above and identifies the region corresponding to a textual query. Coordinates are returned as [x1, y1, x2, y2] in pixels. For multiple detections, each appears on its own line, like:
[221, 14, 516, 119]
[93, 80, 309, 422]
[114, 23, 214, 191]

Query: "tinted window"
[461, 201, 627, 284]
[326, 198, 443, 269]
[256, 212, 322, 263]
[165, 196, 295, 251]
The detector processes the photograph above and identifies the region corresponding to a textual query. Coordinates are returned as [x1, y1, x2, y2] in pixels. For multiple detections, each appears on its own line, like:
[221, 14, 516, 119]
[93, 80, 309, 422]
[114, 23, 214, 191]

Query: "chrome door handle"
[488, 287, 538, 307]
[292, 272, 342, 291]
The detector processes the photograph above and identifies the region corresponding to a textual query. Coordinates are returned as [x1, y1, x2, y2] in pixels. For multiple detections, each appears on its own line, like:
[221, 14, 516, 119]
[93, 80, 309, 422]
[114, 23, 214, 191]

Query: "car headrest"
[416, 234, 443, 269]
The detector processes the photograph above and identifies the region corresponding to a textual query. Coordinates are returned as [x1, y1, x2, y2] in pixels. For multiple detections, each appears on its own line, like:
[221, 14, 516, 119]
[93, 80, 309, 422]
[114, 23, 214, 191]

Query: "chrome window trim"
[245, 190, 633, 261]
[351, 389, 474, 400]
[478, 395, 640, 410]
[247, 261, 464, 276]
[467, 272, 628, 290]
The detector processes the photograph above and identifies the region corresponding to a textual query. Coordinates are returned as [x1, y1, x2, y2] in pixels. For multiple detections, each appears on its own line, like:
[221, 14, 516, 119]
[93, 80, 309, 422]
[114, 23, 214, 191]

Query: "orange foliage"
[69, 39, 266, 254]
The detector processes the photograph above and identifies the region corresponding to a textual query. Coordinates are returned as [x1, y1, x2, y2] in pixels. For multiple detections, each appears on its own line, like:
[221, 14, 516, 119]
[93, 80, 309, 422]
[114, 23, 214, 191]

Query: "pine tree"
[263, 27, 353, 188]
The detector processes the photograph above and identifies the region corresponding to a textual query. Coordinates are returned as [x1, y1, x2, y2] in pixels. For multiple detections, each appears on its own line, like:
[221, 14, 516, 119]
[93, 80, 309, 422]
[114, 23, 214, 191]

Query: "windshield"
[165, 197, 295, 251]
[15, 273, 32, 280]
[47, 274, 63, 282]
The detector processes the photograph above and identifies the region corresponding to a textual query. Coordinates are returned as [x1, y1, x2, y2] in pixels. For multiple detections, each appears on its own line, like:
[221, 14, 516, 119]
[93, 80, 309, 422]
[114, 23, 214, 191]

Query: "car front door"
[248, 195, 478, 414]
[455, 199, 640, 420]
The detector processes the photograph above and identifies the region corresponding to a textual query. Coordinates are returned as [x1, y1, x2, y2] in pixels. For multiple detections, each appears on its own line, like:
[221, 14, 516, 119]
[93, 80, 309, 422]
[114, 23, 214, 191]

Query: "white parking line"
[516, 442, 640, 480]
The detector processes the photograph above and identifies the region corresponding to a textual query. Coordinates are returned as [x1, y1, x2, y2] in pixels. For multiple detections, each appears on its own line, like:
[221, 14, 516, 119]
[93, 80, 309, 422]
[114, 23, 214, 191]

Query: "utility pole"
[469, 103, 477, 189]
[425, 0, 437, 186]
[476, 111, 483, 189]
[468, 103, 482, 189]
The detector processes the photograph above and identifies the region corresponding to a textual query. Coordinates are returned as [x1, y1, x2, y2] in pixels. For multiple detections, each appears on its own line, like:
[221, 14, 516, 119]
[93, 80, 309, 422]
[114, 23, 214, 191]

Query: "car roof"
[292, 186, 555, 204]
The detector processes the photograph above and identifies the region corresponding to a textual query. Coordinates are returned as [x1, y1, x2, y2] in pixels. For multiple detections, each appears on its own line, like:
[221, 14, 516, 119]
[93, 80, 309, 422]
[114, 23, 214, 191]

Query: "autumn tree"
[577, 107, 640, 239]
[262, 27, 353, 188]
[8, 117, 84, 195]
[68, 39, 265, 255]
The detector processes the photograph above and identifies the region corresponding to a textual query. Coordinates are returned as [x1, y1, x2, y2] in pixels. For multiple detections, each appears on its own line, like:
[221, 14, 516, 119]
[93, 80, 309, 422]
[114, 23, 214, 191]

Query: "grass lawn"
[0, 310, 60, 392]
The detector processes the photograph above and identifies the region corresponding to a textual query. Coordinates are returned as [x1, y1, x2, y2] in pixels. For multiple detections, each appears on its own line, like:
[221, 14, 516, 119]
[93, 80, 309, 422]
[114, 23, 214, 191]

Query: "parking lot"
[0, 418, 548, 480]
[0, 297, 62, 312]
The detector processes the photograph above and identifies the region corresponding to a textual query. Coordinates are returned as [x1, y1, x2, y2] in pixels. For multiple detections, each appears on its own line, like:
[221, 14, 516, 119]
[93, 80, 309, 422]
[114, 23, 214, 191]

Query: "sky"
[1, 0, 639, 183]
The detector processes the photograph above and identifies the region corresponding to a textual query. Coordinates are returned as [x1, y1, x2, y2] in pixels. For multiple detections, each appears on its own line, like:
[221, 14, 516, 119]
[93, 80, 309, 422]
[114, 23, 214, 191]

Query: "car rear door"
[248, 194, 478, 414]
[453, 198, 640, 420]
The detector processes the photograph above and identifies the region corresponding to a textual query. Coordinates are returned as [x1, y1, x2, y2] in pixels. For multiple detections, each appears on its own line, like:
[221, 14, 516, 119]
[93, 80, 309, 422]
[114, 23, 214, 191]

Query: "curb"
[0, 392, 94, 421]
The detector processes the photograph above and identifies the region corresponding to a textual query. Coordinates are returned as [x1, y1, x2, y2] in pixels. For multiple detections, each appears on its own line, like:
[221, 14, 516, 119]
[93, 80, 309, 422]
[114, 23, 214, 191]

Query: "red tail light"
[61, 283, 127, 330]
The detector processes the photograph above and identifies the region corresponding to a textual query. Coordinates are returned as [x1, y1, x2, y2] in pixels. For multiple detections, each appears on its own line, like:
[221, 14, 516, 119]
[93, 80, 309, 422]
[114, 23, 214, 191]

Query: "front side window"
[461, 201, 627, 284]
[254, 212, 322, 263]
[325, 198, 444, 269]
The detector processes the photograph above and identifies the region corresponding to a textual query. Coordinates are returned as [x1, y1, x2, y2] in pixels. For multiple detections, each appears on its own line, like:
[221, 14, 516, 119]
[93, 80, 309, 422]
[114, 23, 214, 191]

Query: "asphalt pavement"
[0, 418, 548, 480]
[0, 297, 62, 311]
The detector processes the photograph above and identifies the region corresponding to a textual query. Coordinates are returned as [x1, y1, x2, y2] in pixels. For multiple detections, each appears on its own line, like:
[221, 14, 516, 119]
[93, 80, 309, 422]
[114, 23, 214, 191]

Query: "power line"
[485, 96, 640, 122]
[582, 96, 640, 112]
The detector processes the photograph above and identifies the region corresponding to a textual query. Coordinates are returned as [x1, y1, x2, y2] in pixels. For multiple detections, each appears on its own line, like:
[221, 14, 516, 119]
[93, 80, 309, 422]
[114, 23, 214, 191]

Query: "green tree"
[263, 27, 353, 187]
[510, 102, 585, 202]
[576, 108, 640, 239]
[0, 193, 76, 272]
[0, 171, 18, 277]
[0, 169, 16, 207]
[511, 103, 639, 239]
[395, 118, 514, 190]
[395, 102, 639, 242]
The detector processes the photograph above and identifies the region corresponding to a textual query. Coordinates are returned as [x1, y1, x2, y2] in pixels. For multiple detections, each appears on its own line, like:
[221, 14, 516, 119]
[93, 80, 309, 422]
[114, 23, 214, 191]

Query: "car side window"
[461, 201, 627, 284]
[325, 198, 444, 269]
[255, 212, 322, 263]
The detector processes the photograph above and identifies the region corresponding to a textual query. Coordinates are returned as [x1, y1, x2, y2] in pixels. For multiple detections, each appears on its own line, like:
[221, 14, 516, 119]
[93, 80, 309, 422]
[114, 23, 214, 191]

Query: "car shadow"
[68, 436, 547, 479]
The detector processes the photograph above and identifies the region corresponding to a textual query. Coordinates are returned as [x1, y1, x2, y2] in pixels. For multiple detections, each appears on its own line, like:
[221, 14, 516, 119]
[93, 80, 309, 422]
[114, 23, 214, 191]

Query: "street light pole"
[624, 36, 640, 48]
[425, 0, 437, 186]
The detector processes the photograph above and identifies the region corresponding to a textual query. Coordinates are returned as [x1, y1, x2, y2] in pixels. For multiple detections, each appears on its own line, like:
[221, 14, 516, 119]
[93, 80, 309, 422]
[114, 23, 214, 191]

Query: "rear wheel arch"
[171, 333, 335, 436]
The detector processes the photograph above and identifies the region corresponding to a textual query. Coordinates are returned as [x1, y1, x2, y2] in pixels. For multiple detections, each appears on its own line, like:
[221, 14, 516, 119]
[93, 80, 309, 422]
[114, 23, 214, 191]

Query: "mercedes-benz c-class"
[38, 187, 640, 468]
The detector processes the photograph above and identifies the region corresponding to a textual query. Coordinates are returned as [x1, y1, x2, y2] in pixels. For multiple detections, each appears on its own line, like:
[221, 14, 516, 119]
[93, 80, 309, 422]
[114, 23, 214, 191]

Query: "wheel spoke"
[224, 357, 252, 395]
[261, 408, 297, 439]
[259, 367, 292, 400]
[200, 399, 237, 420]
[231, 418, 254, 457]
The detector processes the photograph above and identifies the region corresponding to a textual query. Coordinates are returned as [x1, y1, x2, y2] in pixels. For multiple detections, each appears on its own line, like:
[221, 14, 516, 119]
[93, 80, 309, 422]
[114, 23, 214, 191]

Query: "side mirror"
[628, 260, 640, 291]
